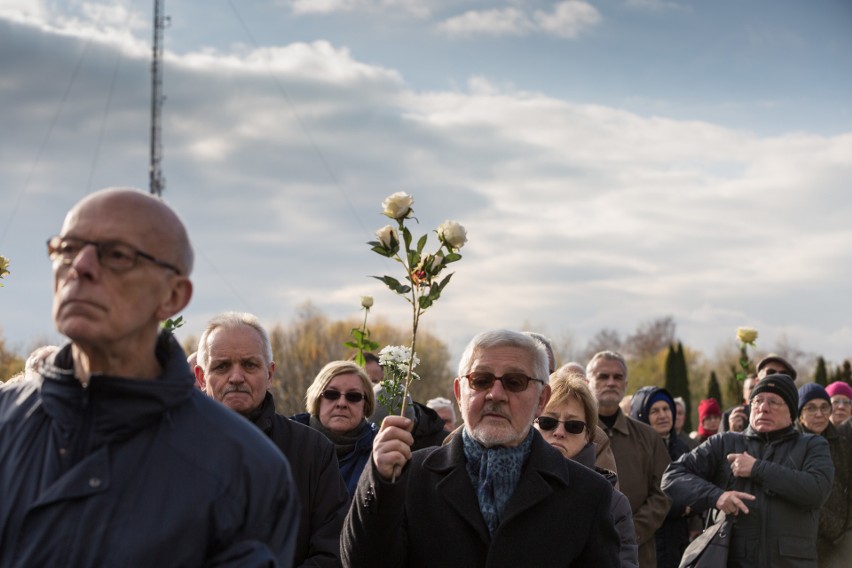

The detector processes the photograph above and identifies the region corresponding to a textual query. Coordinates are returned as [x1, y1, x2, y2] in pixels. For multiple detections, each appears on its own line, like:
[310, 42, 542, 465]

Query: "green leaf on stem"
[416, 234, 428, 255]
[373, 275, 411, 295]
[444, 252, 462, 264]
[437, 272, 454, 292]
[402, 225, 413, 250]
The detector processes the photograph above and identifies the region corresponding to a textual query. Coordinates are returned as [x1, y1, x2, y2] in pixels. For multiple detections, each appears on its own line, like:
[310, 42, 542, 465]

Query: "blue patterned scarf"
[462, 428, 534, 537]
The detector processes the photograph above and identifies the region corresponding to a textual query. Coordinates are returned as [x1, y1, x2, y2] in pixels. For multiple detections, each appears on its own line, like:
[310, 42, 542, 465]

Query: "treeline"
[180, 303, 456, 418]
[4, 314, 851, 424]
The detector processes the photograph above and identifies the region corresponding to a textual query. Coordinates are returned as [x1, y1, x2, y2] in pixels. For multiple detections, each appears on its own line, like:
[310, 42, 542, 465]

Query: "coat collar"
[421, 429, 569, 541]
[38, 332, 195, 441]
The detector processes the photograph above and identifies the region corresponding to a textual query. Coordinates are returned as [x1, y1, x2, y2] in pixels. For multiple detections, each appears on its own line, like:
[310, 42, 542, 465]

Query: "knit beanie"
[750, 374, 798, 419]
[826, 381, 852, 400]
[797, 383, 830, 416]
[698, 398, 721, 438]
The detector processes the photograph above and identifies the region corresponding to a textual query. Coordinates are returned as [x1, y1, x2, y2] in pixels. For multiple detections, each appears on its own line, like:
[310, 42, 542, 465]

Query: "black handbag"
[678, 511, 733, 568]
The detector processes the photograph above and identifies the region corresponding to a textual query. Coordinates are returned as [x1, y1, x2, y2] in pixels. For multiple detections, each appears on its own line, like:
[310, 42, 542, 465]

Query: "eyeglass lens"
[466, 372, 538, 393]
[536, 416, 586, 434]
[322, 390, 365, 403]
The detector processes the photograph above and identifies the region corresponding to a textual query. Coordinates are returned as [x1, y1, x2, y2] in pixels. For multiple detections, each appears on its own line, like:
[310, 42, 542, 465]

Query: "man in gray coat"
[662, 374, 834, 567]
[342, 329, 619, 567]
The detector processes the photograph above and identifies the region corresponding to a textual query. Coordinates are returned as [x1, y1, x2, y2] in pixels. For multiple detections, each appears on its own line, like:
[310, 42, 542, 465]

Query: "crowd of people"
[0, 187, 849, 567]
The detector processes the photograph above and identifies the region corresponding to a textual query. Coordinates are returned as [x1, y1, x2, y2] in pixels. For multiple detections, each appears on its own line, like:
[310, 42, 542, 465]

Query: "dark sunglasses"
[321, 390, 365, 403]
[535, 416, 587, 434]
[465, 371, 544, 393]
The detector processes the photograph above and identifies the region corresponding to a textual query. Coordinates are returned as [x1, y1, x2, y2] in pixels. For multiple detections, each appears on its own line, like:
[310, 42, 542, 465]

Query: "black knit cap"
[750, 374, 798, 419]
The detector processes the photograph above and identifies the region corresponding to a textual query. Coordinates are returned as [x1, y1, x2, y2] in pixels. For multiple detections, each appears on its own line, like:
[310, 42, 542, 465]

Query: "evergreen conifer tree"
[707, 370, 723, 408]
[814, 356, 828, 387]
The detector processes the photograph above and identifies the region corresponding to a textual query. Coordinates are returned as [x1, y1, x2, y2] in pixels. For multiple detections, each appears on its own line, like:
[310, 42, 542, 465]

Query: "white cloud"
[437, 7, 533, 37]
[533, 1, 601, 39]
[439, 1, 600, 38]
[2, 13, 851, 368]
[289, 0, 431, 18]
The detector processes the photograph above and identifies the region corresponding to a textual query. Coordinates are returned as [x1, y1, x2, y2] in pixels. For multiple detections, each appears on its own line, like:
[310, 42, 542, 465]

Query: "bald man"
[0, 188, 299, 567]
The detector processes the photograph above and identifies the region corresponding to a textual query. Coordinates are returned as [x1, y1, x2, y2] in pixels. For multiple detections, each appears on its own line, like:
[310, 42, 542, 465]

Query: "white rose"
[361, 296, 374, 309]
[437, 220, 467, 250]
[424, 252, 444, 273]
[375, 225, 398, 249]
[382, 192, 414, 220]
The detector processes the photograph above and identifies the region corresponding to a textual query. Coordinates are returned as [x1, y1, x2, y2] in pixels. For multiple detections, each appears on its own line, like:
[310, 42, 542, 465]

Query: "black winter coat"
[0, 334, 299, 567]
[342, 429, 620, 567]
[662, 426, 834, 568]
[251, 392, 349, 567]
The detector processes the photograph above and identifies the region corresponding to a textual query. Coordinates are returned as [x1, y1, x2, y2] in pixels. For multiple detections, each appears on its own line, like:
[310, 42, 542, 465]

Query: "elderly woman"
[534, 374, 638, 568]
[630, 387, 692, 568]
[795, 383, 852, 568]
[294, 361, 378, 496]
[826, 381, 852, 427]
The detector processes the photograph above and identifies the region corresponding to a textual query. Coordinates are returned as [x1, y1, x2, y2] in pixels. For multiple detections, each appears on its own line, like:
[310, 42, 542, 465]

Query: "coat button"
[89, 477, 101, 488]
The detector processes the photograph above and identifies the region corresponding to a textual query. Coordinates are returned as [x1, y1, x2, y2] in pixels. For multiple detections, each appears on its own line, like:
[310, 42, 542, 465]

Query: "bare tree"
[581, 328, 623, 362]
[623, 316, 676, 360]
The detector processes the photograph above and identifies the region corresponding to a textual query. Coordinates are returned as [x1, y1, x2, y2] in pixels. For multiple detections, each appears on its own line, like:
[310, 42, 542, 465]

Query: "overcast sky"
[1, 0, 851, 369]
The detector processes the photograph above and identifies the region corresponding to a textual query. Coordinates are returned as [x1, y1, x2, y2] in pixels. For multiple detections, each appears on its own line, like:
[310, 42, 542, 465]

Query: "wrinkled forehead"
[753, 391, 784, 402]
[207, 325, 266, 358]
[469, 345, 536, 374]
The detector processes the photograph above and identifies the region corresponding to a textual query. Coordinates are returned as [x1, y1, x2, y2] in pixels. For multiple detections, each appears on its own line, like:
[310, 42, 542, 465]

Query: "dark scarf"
[462, 428, 534, 537]
[309, 415, 367, 458]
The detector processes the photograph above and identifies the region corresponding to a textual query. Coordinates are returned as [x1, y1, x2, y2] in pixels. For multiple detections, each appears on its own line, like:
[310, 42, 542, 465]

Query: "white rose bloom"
[361, 296, 374, 309]
[375, 225, 398, 249]
[437, 220, 467, 249]
[382, 192, 414, 220]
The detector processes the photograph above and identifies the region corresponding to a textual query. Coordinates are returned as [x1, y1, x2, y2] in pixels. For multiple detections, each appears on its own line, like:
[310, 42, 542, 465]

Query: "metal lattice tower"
[149, 0, 166, 196]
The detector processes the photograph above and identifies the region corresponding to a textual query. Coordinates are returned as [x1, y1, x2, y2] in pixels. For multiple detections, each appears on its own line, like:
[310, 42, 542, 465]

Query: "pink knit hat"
[826, 381, 852, 400]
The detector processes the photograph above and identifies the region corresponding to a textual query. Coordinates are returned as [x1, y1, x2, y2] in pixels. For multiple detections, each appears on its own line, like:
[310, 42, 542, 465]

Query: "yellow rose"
[0, 255, 9, 286]
[736, 327, 758, 344]
[375, 225, 399, 249]
[381, 192, 414, 220]
[361, 296, 374, 309]
[437, 220, 467, 250]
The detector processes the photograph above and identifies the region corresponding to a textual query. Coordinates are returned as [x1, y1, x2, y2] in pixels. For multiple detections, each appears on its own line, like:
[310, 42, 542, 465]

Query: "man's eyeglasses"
[831, 398, 852, 408]
[801, 403, 831, 416]
[750, 397, 785, 410]
[465, 371, 544, 393]
[535, 416, 586, 434]
[321, 390, 366, 403]
[47, 236, 182, 275]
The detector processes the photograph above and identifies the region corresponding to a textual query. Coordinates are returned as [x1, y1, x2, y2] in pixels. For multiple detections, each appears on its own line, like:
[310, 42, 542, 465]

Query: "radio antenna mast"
[149, 0, 166, 196]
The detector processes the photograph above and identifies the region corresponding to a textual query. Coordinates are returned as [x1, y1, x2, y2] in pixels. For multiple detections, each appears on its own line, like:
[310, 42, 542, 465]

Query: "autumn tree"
[0, 328, 24, 382]
[268, 302, 453, 416]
